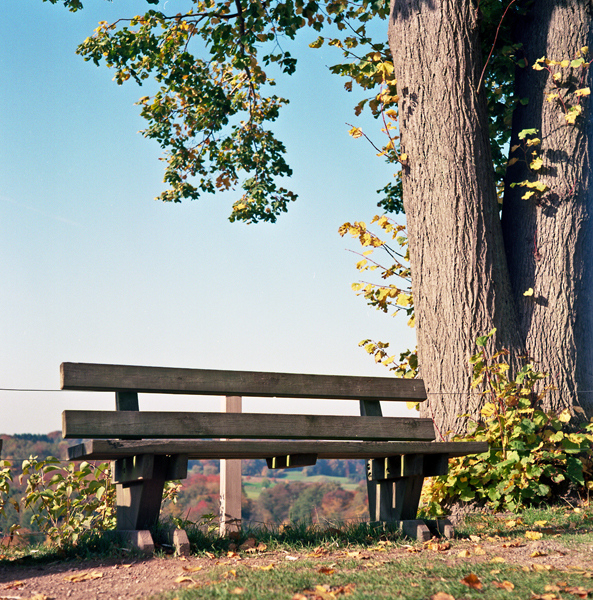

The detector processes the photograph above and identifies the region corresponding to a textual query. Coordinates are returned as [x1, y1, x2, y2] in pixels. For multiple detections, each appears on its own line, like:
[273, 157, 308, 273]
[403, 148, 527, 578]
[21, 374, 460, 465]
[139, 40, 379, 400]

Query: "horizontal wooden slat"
[60, 362, 426, 402]
[63, 410, 436, 441]
[67, 439, 489, 461]
[62, 410, 436, 441]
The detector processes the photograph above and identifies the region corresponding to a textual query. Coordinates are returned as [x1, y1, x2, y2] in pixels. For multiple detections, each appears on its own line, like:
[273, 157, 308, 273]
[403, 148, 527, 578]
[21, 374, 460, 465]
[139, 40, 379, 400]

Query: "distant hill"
[0, 433, 371, 530]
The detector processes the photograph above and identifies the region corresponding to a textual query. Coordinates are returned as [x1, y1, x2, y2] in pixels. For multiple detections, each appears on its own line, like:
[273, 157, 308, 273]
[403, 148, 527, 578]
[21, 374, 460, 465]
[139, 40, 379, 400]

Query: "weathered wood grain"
[62, 411, 436, 441]
[67, 439, 489, 460]
[60, 362, 427, 402]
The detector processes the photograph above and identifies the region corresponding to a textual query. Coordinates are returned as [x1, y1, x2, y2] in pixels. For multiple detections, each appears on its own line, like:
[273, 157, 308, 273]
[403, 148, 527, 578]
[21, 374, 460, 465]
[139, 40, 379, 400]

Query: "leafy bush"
[423, 330, 593, 514]
[21, 456, 115, 547]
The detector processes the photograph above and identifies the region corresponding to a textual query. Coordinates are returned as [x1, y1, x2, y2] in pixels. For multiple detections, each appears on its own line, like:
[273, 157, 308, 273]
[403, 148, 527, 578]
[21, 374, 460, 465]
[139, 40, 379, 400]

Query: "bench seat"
[68, 438, 488, 461]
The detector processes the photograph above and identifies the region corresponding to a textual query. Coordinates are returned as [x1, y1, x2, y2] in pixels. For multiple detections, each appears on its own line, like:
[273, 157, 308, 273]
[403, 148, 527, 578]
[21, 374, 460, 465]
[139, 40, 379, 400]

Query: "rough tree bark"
[388, 0, 523, 436]
[502, 0, 593, 417]
[388, 0, 593, 435]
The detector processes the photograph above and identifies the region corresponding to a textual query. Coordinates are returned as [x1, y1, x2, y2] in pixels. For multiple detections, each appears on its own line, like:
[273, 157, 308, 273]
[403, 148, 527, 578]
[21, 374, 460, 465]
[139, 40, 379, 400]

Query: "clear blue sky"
[0, 0, 415, 434]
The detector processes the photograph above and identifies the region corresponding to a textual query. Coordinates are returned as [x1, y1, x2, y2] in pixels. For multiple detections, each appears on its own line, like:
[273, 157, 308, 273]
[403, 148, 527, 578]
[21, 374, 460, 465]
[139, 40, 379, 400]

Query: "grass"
[157, 504, 593, 600]
[1, 505, 592, 600]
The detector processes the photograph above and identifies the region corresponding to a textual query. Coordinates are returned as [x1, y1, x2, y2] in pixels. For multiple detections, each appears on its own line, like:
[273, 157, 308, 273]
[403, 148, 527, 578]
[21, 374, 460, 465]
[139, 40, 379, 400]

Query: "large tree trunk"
[502, 1, 593, 418]
[388, 0, 522, 436]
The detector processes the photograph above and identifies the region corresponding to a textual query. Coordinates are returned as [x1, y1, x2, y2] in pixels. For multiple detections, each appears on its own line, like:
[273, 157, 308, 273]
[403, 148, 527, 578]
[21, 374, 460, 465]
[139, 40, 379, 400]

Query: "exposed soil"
[0, 533, 592, 600]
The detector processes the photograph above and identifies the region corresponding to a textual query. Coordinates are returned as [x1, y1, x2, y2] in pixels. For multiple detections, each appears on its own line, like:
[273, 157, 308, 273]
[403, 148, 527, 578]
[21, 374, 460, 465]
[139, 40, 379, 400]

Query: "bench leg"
[373, 475, 424, 522]
[113, 454, 188, 532]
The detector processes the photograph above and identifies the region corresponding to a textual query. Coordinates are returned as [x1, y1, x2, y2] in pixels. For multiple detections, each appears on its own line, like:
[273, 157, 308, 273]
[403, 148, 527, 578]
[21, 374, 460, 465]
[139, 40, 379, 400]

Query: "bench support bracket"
[112, 454, 188, 531]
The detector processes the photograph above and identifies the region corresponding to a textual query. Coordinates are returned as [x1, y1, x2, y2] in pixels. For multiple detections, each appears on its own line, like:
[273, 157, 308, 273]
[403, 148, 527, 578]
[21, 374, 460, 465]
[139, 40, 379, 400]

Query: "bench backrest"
[60, 363, 426, 402]
[60, 362, 433, 443]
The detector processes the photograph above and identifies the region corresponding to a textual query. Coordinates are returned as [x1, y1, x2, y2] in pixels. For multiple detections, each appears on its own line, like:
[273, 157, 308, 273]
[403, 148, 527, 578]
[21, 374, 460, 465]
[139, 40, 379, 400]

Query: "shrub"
[423, 329, 593, 515]
[21, 456, 115, 547]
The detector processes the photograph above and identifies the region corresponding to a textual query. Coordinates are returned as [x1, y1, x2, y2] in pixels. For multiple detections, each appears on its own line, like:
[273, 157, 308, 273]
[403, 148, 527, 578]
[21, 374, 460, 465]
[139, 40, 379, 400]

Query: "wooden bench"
[61, 362, 487, 551]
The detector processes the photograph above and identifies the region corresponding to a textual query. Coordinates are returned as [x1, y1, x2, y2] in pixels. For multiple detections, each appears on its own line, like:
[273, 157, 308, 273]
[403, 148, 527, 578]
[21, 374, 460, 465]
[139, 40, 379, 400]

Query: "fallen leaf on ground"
[473, 546, 487, 555]
[205, 551, 215, 559]
[428, 541, 451, 552]
[491, 556, 506, 564]
[531, 563, 553, 572]
[175, 576, 195, 584]
[231, 588, 246, 595]
[64, 571, 103, 583]
[318, 567, 335, 575]
[222, 569, 237, 579]
[502, 540, 523, 548]
[227, 551, 240, 558]
[254, 564, 275, 571]
[182, 565, 203, 572]
[4, 581, 24, 589]
[461, 573, 482, 590]
[534, 520, 548, 527]
[285, 555, 299, 561]
[505, 520, 517, 528]
[239, 538, 257, 550]
[29, 594, 53, 600]
[530, 594, 558, 600]
[493, 581, 515, 591]
[531, 551, 548, 558]
[525, 531, 543, 541]
[469, 535, 481, 542]
[430, 593, 455, 600]
[457, 550, 471, 558]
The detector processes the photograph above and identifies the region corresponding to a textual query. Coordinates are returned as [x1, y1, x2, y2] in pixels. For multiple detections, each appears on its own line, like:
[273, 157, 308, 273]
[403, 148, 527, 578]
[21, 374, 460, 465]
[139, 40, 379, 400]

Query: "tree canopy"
[43, 0, 593, 434]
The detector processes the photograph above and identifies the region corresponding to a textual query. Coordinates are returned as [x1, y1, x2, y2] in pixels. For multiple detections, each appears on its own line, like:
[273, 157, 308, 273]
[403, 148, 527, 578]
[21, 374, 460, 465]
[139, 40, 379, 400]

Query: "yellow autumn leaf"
[491, 556, 506, 564]
[507, 157, 519, 167]
[182, 565, 204, 572]
[524, 288, 534, 297]
[399, 153, 408, 162]
[458, 549, 471, 558]
[530, 157, 543, 171]
[525, 531, 543, 540]
[349, 127, 363, 139]
[430, 594, 456, 600]
[558, 408, 572, 422]
[546, 93, 559, 102]
[175, 576, 195, 584]
[526, 137, 541, 146]
[231, 588, 246, 595]
[493, 581, 515, 591]
[256, 564, 275, 571]
[566, 105, 583, 124]
[575, 87, 591, 97]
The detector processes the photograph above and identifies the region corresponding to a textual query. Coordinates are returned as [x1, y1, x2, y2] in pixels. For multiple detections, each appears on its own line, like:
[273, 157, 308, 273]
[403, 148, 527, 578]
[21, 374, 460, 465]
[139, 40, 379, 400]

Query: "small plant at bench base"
[423, 330, 593, 516]
[21, 456, 115, 548]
